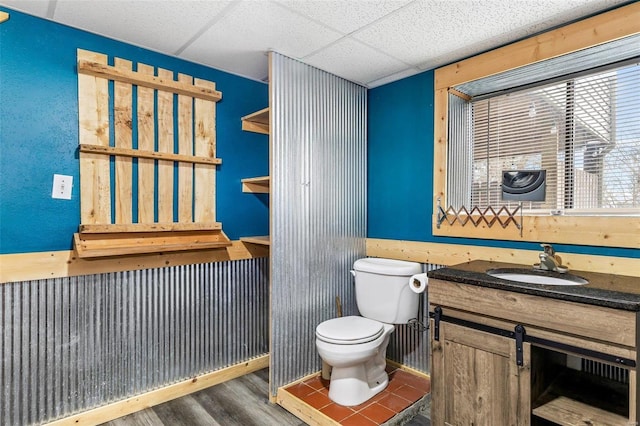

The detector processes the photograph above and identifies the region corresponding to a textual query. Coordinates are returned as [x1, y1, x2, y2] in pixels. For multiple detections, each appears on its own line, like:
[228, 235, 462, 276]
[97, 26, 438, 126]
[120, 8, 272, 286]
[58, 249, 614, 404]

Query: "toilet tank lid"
[353, 258, 422, 276]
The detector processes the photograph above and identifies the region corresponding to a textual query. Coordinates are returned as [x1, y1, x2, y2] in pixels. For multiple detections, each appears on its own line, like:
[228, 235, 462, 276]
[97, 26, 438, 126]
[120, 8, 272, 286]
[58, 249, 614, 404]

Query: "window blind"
[448, 42, 640, 215]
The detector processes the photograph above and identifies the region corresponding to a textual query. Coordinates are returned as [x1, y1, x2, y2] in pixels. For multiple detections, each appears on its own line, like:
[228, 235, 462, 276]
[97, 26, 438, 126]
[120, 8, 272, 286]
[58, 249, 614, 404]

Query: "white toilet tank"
[352, 258, 422, 324]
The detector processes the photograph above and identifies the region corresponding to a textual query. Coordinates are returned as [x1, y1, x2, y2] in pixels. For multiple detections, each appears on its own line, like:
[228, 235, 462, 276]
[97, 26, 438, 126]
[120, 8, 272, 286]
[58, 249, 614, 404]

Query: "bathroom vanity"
[427, 260, 639, 426]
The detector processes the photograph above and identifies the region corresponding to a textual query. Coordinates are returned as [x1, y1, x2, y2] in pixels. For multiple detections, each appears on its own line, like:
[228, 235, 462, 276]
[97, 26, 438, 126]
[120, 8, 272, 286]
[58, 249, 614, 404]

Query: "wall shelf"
[240, 107, 270, 250]
[532, 365, 629, 425]
[240, 236, 270, 246]
[75, 49, 224, 259]
[242, 176, 270, 193]
[533, 396, 628, 425]
[74, 229, 232, 258]
[241, 107, 269, 135]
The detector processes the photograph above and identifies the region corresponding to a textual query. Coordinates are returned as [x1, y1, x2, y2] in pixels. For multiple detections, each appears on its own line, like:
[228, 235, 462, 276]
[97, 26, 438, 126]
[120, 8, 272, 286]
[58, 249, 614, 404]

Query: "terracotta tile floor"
[284, 365, 431, 425]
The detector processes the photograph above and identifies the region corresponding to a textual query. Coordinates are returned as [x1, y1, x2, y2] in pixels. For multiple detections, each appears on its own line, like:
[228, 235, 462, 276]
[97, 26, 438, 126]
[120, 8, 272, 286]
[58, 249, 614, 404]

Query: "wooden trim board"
[78, 49, 111, 225]
[0, 240, 269, 284]
[435, 3, 640, 90]
[79, 144, 222, 165]
[366, 238, 640, 277]
[77, 59, 222, 102]
[432, 214, 640, 249]
[385, 359, 431, 381]
[44, 355, 269, 426]
[73, 230, 232, 258]
[5, 238, 635, 282]
[277, 385, 340, 426]
[79, 222, 222, 233]
[240, 235, 270, 246]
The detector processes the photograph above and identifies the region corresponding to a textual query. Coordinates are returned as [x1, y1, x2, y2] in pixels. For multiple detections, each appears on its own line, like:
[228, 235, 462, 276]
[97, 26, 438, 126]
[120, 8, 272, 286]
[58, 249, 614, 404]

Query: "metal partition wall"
[386, 263, 442, 372]
[0, 258, 269, 425]
[270, 53, 367, 396]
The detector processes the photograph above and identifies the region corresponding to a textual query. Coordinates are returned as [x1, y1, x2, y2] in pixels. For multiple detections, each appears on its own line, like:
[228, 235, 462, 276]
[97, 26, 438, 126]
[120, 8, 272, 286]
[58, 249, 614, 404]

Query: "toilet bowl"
[316, 316, 395, 406]
[315, 257, 426, 407]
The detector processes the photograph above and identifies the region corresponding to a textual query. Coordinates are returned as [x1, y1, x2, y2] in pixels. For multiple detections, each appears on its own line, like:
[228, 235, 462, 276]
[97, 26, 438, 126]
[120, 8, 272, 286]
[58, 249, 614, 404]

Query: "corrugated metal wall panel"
[270, 53, 367, 395]
[0, 258, 268, 425]
[447, 92, 472, 209]
[386, 263, 442, 372]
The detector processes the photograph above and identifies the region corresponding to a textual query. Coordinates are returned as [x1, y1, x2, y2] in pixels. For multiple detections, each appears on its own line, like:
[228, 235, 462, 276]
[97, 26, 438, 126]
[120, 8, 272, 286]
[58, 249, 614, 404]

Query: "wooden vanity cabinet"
[431, 319, 531, 425]
[429, 278, 638, 426]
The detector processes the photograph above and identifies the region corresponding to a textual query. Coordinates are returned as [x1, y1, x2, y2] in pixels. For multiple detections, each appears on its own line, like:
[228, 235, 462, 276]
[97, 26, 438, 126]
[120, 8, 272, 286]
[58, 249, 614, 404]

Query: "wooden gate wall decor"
[74, 49, 230, 258]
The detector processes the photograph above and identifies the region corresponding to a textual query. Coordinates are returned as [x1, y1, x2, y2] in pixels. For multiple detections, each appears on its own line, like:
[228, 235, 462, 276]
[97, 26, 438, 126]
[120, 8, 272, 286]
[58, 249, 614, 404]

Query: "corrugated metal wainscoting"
[269, 52, 367, 396]
[0, 257, 269, 425]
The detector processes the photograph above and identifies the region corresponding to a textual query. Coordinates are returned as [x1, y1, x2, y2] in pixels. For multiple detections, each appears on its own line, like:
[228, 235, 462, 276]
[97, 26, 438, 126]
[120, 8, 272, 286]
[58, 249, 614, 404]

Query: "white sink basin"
[487, 269, 588, 286]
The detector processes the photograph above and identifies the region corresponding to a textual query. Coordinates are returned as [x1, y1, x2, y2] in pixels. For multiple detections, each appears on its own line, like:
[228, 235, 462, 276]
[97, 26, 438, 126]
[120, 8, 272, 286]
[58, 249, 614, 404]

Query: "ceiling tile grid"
[1, 0, 49, 16]
[53, 0, 235, 54]
[276, 0, 413, 35]
[180, 0, 344, 81]
[0, 0, 633, 87]
[303, 36, 412, 86]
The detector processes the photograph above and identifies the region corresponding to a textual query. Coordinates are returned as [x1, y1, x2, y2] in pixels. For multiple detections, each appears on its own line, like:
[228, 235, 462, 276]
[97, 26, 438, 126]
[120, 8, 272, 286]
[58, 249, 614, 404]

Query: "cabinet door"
[430, 320, 531, 426]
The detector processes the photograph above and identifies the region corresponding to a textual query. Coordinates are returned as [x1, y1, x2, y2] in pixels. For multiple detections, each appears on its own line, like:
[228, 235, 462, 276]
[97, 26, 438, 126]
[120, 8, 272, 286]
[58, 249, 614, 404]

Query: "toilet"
[315, 257, 424, 406]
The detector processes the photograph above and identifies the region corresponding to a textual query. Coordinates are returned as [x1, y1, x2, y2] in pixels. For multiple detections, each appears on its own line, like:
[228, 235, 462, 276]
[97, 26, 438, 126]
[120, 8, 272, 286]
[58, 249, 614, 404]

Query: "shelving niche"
[240, 107, 270, 246]
[242, 176, 269, 193]
[530, 347, 630, 425]
[241, 107, 269, 135]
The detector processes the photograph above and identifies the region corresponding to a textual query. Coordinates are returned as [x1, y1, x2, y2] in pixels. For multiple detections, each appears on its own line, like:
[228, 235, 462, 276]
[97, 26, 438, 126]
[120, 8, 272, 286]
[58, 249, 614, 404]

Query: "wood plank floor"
[102, 369, 305, 426]
[101, 368, 431, 426]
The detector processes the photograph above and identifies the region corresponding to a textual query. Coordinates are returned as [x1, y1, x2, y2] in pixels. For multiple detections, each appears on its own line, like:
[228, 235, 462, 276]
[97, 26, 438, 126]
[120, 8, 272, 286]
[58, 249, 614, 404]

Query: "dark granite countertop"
[427, 260, 640, 311]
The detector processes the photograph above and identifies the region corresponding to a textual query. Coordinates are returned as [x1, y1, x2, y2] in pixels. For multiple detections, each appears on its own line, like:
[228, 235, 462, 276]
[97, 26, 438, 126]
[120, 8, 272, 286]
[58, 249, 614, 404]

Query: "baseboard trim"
[386, 359, 430, 380]
[277, 381, 340, 426]
[45, 354, 270, 426]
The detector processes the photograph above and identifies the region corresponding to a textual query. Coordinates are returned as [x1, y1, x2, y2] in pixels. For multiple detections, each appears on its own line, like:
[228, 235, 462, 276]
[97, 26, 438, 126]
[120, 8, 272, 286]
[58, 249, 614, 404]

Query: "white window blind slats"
[449, 61, 640, 214]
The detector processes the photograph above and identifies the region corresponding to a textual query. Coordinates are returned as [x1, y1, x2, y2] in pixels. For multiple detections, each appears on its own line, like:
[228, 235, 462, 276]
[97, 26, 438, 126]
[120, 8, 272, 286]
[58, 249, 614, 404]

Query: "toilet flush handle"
[350, 270, 356, 278]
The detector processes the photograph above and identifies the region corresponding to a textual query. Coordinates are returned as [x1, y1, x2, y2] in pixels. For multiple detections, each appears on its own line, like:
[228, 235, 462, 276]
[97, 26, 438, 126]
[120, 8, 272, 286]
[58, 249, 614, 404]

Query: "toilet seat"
[316, 316, 384, 345]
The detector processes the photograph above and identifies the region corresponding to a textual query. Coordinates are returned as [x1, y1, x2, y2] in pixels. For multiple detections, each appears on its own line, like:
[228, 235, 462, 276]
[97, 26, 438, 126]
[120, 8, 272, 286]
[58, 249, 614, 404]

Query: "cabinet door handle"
[515, 324, 525, 366]
[433, 306, 442, 341]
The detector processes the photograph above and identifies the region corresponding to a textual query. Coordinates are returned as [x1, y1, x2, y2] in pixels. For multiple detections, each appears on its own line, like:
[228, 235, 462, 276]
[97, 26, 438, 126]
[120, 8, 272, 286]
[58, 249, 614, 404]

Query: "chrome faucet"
[534, 243, 568, 273]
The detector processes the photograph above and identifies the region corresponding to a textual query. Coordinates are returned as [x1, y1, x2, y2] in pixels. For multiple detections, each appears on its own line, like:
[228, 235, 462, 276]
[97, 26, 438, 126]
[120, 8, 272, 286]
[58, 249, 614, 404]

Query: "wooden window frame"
[432, 3, 640, 248]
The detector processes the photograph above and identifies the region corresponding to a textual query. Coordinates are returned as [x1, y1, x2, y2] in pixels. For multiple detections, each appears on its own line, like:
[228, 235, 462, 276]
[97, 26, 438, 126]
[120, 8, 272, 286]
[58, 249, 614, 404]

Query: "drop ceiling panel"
[1, 0, 49, 17]
[304, 37, 409, 86]
[277, 0, 413, 35]
[180, 0, 343, 80]
[0, 0, 632, 88]
[353, 0, 631, 70]
[366, 67, 424, 88]
[53, 0, 233, 54]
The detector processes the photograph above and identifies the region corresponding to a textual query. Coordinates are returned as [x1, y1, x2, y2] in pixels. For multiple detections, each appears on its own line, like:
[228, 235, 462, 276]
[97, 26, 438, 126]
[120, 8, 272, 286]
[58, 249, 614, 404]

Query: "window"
[449, 61, 640, 214]
[433, 3, 640, 248]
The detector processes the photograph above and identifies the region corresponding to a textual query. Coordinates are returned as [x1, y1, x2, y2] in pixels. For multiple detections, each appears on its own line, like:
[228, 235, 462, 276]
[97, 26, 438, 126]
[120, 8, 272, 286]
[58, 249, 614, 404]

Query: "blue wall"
[368, 71, 434, 242]
[367, 71, 639, 259]
[0, 8, 269, 254]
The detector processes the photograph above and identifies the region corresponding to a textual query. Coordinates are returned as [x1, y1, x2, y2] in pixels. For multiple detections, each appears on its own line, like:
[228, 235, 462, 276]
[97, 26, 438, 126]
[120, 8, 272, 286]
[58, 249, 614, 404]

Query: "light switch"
[52, 174, 73, 200]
